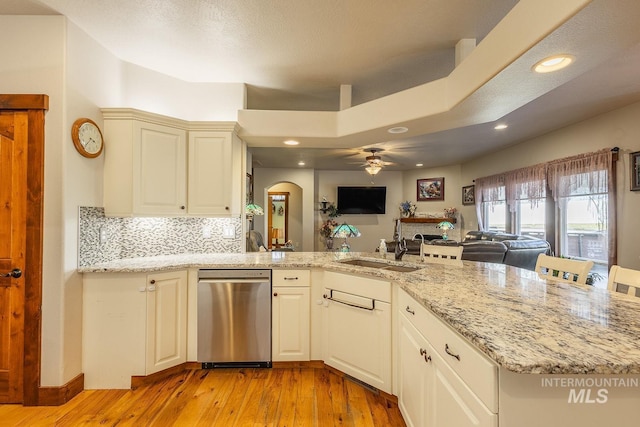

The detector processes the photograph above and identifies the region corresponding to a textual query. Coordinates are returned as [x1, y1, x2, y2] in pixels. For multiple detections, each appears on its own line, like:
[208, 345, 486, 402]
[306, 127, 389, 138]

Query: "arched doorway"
[266, 182, 303, 251]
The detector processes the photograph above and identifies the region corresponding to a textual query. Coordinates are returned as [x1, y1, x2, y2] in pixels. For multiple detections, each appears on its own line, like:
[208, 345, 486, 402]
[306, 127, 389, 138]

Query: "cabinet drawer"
[272, 269, 310, 287]
[399, 289, 498, 413]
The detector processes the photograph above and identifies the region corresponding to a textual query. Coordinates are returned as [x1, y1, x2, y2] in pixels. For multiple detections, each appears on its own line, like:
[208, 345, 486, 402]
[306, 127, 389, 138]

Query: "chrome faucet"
[395, 237, 408, 260]
[412, 233, 425, 262]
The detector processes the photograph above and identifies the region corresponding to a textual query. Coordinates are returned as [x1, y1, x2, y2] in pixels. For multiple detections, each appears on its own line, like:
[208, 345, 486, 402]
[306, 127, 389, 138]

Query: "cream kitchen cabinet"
[271, 269, 311, 361]
[102, 108, 242, 217]
[322, 271, 392, 394]
[398, 288, 497, 427]
[82, 270, 188, 389]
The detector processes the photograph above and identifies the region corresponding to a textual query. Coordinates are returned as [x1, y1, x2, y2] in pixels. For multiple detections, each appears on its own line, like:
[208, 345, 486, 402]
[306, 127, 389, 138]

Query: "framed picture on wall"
[462, 185, 475, 205]
[631, 151, 640, 191]
[246, 173, 254, 204]
[417, 177, 444, 201]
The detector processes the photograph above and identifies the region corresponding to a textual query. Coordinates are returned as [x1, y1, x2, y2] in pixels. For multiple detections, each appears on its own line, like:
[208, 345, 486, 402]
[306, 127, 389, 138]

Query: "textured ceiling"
[6, 0, 640, 171]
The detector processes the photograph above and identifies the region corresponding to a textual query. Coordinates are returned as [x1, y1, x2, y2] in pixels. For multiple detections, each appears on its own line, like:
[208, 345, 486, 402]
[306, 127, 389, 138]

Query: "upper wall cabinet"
[102, 109, 243, 217]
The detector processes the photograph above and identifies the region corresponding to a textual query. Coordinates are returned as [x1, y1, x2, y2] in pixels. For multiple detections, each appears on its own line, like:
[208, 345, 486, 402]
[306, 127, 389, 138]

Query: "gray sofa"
[381, 231, 550, 271]
[460, 231, 551, 271]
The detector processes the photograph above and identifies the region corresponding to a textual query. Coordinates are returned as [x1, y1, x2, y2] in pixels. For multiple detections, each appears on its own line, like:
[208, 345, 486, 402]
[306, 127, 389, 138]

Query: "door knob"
[1, 268, 22, 278]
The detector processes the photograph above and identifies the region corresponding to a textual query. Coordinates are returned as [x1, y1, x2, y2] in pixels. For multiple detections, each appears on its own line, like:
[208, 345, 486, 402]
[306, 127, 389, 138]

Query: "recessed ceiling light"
[388, 126, 408, 134]
[532, 54, 574, 73]
[284, 140, 299, 146]
[494, 124, 508, 130]
[298, 161, 305, 166]
[416, 163, 423, 167]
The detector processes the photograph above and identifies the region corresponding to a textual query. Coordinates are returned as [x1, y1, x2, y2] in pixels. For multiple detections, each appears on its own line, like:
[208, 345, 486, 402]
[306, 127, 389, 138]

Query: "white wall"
[461, 101, 640, 270]
[316, 170, 403, 252]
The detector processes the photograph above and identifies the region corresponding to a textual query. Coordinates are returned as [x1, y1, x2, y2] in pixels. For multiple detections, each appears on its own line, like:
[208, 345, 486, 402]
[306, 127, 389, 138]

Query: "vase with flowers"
[399, 200, 417, 218]
[320, 219, 338, 249]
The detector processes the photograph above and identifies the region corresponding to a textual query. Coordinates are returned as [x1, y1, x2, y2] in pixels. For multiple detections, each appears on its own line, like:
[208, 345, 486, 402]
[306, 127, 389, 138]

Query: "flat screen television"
[337, 186, 386, 214]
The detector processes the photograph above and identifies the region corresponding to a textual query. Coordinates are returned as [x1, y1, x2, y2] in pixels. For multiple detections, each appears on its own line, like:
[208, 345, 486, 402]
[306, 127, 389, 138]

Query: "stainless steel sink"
[338, 259, 421, 272]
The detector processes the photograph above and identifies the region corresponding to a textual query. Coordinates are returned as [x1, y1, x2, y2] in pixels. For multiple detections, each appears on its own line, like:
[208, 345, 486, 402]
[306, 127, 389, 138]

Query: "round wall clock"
[71, 118, 104, 158]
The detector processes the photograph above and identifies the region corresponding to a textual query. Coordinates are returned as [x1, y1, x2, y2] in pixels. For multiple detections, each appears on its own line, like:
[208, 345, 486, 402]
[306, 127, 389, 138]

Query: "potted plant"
[399, 200, 417, 218]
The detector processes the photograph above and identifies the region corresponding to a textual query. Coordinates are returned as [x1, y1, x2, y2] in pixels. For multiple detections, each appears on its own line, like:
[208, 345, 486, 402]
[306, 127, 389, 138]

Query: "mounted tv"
[337, 186, 386, 214]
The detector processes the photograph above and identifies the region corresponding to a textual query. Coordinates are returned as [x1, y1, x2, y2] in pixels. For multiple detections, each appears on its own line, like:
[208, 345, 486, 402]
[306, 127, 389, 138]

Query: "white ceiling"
[6, 0, 640, 171]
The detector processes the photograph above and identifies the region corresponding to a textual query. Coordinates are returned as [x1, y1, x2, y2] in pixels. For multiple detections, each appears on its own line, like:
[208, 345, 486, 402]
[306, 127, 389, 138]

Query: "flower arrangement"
[399, 200, 417, 217]
[444, 207, 457, 217]
[320, 219, 338, 238]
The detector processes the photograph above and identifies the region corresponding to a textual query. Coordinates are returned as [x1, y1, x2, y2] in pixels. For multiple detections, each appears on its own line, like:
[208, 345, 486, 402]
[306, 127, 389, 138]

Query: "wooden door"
[0, 111, 28, 403]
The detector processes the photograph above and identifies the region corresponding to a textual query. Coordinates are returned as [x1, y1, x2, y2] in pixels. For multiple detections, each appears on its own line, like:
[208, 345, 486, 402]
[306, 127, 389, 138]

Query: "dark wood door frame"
[0, 95, 47, 406]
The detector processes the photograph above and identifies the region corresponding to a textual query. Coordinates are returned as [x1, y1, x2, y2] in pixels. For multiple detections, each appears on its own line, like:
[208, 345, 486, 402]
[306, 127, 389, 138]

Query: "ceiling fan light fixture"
[365, 165, 382, 175]
[533, 54, 574, 73]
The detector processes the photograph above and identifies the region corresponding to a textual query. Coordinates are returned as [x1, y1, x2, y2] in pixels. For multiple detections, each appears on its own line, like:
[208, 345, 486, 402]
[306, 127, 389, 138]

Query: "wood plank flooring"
[0, 367, 406, 426]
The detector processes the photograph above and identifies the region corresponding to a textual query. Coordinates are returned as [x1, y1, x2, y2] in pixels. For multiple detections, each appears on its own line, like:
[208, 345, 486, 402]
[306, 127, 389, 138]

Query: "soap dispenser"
[379, 239, 387, 257]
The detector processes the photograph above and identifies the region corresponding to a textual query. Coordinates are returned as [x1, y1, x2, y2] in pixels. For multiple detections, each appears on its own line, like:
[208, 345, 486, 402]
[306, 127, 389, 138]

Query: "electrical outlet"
[99, 226, 107, 244]
[223, 225, 235, 239]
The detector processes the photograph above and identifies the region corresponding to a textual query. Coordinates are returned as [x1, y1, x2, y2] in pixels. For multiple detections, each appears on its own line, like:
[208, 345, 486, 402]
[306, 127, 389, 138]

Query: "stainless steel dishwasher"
[197, 269, 272, 368]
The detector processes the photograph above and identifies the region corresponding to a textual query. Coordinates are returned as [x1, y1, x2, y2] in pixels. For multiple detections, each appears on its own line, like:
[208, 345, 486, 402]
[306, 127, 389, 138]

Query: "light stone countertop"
[78, 251, 640, 375]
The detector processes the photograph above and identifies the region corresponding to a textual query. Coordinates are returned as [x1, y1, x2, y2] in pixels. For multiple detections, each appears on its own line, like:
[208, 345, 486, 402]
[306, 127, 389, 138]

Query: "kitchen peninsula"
[80, 252, 640, 427]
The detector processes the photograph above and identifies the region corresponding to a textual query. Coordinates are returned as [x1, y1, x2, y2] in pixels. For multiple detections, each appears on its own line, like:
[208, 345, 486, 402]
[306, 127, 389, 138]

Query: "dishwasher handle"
[198, 278, 271, 284]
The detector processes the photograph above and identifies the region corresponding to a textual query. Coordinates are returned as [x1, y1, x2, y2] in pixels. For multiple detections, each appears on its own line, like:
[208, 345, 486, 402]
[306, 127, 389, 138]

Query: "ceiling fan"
[362, 149, 392, 175]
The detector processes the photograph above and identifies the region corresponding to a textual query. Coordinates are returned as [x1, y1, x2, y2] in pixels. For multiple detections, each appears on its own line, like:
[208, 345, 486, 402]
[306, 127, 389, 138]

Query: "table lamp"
[332, 223, 361, 252]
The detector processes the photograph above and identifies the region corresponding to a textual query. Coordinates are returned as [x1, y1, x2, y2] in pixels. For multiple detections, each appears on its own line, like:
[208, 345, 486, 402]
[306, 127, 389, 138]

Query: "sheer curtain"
[474, 173, 505, 231]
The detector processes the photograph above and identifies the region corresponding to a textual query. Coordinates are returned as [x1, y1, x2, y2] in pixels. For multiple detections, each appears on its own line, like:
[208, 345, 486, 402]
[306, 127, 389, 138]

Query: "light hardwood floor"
[0, 367, 406, 426]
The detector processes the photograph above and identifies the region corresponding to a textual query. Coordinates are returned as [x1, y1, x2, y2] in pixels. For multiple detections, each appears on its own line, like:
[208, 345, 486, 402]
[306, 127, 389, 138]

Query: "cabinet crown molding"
[101, 108, 239, 133]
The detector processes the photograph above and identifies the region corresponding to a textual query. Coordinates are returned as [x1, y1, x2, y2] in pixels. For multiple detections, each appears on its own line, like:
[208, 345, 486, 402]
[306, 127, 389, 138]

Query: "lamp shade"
[331, 223, 362, 238]
[437, 221, 454, 230]
[245, 203, 264, 216]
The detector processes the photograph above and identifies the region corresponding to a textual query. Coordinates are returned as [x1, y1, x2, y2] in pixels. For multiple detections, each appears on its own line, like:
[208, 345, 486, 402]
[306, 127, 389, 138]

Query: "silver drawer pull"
[405, 306, 415, 315]
[445, 343, 461, 361]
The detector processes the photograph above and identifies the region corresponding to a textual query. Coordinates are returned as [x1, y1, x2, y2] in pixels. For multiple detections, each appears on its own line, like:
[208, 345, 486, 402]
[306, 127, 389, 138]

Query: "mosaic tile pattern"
[78, 207, 242, 266]
[79, 251, 640, 375]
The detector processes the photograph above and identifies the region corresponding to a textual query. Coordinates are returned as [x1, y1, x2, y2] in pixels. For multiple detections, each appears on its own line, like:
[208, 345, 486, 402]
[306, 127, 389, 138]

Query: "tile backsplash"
[78, 207, 242, 266]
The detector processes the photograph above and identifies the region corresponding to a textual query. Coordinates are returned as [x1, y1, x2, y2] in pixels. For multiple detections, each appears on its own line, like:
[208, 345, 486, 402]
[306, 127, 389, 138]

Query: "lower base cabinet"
[83, 270, 187, 389]
[272, 286, 310, 361]
[271, 269, 311, 361]
[322, 272, 392, 394]
[398, 289, 497, 427]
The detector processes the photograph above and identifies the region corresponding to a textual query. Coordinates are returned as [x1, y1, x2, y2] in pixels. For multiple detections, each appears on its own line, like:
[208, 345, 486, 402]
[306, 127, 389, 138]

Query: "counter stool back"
[534, 254, 594, 285]
[422, 243, 463, 265]
[608, 265, 640, 297]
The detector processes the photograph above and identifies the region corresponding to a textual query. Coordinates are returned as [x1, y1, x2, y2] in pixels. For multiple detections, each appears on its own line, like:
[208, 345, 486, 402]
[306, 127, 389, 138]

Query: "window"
[517, 198, 546, 239]
[474, 149, 616, 285]
[483, 200, 507, 232]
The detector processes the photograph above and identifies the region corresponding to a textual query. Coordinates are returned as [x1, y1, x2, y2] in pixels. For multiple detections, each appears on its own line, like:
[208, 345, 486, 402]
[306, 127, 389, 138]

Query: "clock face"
[72, 118, 103, 158]
[78, 122, 102, 154]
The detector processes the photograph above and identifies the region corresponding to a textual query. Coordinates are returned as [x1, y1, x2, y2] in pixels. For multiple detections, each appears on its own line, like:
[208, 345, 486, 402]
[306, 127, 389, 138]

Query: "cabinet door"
[272, 286, 310, 361]
[398, 313, 430, 427]
[323, 295, 391, 393]
[188, 131, 232, 215]
[430, 348, 498, 427]
[133, 121, 187, 215]
[146, 270, 188, 375]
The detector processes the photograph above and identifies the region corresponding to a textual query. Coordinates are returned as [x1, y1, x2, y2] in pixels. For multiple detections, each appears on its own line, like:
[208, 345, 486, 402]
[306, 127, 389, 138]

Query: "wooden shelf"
[400, 217, 456, 224]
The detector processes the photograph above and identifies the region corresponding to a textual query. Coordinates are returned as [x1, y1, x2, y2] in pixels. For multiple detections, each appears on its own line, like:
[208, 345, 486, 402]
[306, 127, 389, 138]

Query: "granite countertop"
[79, 252, 640, 375]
